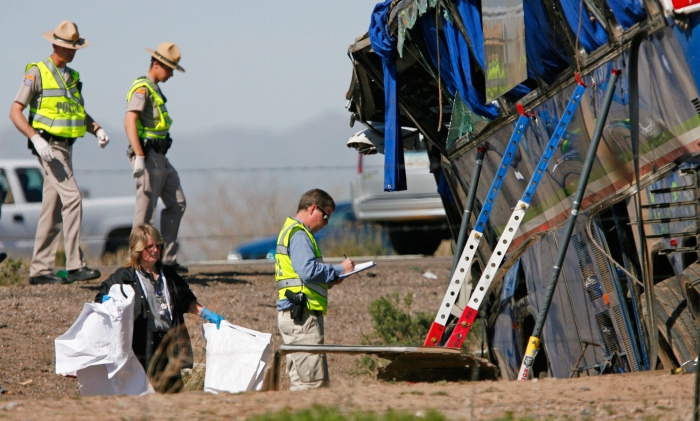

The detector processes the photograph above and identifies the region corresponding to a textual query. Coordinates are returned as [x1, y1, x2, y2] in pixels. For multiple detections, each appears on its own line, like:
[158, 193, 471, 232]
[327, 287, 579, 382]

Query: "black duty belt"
[40, 132, 76, 145]
[140, 137, 171, 154]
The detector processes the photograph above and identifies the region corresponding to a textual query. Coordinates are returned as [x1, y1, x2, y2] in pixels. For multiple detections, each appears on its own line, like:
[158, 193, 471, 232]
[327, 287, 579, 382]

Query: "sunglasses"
[145, 243, 163, 251]
[317, 206, 330, 221]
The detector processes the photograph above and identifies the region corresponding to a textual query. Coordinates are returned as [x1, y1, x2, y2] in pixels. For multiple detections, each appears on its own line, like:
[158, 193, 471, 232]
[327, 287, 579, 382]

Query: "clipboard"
[339, 261, 376, 279]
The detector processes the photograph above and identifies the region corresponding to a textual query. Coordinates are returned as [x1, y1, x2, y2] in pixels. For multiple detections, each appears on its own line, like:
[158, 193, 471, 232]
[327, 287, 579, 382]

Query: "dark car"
[227, 202, 390, 260]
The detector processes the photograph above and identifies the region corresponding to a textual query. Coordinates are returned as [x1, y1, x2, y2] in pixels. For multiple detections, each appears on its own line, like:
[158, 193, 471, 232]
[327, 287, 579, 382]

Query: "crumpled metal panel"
[450, 29, 700, 255]
[490, 298, 524, 379]
[447, 28, 700, 378]
[394, 0, 438, 57]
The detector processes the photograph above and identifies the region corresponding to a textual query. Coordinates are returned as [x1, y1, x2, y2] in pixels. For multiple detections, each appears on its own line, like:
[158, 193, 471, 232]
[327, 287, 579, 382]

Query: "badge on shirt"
[134, 88, 147, 99]
[23, 74, 34, 86]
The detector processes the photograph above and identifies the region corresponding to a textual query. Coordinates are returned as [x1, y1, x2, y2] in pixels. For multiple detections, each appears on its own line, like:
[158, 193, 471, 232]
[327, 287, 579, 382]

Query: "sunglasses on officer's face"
[316, 206, 330, 221]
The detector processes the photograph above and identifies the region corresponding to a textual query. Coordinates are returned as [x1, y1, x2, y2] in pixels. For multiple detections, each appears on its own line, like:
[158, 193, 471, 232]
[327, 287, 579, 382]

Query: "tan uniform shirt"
[126, 74, 167, 130]
[14, 65, 84, 108]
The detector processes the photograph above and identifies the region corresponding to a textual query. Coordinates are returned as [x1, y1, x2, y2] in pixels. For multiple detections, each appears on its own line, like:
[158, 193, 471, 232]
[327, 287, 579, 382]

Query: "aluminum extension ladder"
[424, 76, 587, 348]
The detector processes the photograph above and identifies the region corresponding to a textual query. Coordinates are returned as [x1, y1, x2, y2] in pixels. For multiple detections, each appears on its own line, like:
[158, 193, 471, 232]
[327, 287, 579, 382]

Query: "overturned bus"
[345, 0, 700, 379]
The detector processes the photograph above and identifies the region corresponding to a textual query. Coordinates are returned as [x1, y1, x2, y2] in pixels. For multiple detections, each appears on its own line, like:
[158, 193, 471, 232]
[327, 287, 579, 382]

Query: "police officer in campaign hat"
[124, 42, 187, 273]
[9, 21, 109, 285]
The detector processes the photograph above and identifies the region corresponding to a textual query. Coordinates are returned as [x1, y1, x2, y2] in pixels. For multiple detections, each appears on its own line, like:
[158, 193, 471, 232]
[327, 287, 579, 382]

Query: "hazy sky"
[0, 1, 379, 135]
[0, 1, 389, 259]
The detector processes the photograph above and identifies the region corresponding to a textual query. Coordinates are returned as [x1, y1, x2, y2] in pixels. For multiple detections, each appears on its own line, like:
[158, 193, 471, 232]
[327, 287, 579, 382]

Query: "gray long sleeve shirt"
[276, 218, 343, 311]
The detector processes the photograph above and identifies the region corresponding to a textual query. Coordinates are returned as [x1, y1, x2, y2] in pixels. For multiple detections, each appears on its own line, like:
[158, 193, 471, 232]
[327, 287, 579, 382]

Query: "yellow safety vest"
[126, 77, 172, 140]
[275, 217, 329, 314]
[26, 58, 86, 138]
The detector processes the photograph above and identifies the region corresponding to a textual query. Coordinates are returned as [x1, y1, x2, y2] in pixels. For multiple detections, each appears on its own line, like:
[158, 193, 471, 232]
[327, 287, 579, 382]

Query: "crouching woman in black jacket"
[96, 223, 224, 393]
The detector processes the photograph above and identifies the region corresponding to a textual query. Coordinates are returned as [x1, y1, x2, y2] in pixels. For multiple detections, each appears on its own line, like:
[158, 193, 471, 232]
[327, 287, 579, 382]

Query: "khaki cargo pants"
[278, 310, 330, 391]
[130, 150, 186, 265]
[31, 142, 85, 276]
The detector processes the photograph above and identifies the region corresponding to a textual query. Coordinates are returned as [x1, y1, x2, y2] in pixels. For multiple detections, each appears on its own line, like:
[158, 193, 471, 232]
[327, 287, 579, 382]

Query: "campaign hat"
[43, 20, 89, 49]
[146, 42, 185, 73]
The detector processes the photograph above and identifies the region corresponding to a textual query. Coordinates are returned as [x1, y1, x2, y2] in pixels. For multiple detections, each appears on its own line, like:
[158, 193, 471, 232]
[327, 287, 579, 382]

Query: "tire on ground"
[646, 275, 699, 368]
[680, 261, 700, 319]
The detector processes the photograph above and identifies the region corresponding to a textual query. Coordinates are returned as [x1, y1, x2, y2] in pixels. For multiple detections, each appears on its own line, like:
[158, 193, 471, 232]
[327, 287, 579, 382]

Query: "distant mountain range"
[0, 111, 361, 200]
[0, 112, 364, 261]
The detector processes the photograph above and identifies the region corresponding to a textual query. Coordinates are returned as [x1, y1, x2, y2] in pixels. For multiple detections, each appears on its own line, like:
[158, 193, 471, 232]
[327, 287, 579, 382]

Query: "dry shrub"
[182, 176, 304, 260]
[183, 331, 207, 391]
[100, 247, 130, 266]
[54, 248, 66, 267]
[0, 257, 29, 286]
[182, 365, 206, 391]
[182, 176, 349, 261]
[321, 223, 392, 257]
[433, 239, 454, 257]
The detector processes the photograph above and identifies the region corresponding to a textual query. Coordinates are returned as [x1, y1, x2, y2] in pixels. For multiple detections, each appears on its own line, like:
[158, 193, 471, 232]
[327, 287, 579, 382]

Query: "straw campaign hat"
[146, 42, 185, 73]
[43, 20, 89, 49]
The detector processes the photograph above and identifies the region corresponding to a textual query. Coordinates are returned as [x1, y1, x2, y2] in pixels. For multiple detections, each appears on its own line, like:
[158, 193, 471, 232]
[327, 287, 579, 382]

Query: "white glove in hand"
[132, 155, 145, 178]
[30, 134, 54, 162]
[96, 128, 109, 148]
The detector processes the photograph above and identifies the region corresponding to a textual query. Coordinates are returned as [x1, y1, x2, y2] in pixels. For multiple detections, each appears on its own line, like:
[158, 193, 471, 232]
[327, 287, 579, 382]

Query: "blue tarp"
[607, 0, 646, 30]
[419, 13, 499, 119]
[523, 0, 570, 85]
[559, 0, 608, 52]
[369, 0, 407, 192]
[456, 0, 487, 71]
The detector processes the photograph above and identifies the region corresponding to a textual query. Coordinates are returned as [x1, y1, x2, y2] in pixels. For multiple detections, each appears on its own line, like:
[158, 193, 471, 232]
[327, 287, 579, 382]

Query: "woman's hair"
[124, 223, 164, 270]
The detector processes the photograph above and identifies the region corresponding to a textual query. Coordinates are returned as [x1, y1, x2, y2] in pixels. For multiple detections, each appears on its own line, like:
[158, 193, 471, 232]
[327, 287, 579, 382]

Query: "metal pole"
[449, 144, 488, 278]
[629, 29, 657, 369]
[695, 330, 699, 421]
[517, 69, 621, 380]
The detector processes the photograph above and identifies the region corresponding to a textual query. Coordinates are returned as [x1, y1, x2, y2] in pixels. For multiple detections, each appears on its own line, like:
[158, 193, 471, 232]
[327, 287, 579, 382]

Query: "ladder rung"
[642, 200, 698, 209]
[650, 186, 696, 194]
[646, 231, 698, 239]
[659, 247, 699, 255]
[632, 215, 699, 224]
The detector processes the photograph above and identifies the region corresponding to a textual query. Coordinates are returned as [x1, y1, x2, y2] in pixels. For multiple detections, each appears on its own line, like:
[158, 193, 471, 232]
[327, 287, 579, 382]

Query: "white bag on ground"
[55, 284, 153, 396]
[202, 321, 272, 394]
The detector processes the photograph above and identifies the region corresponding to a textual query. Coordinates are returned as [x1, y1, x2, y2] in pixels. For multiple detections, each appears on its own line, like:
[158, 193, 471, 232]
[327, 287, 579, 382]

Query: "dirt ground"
[0, 256, 698, 420]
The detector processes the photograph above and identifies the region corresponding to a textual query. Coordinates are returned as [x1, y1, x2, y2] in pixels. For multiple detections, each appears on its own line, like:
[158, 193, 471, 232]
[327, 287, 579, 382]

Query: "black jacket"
[95, 266, 197, 371]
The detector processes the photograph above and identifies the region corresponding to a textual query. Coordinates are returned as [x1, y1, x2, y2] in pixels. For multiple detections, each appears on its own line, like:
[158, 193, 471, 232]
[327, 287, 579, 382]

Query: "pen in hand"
[344, 254, 348, 259]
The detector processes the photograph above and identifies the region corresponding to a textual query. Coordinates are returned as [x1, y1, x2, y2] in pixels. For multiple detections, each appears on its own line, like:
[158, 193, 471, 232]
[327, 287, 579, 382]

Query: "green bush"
[248, 406, 446, 421]
[367, 293, 432, 346]
[0, 257, 29, 286]
[365, 292, 484, 353]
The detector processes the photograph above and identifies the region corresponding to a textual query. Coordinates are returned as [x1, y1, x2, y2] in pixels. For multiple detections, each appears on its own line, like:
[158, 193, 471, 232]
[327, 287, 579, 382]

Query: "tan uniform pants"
[130, 150, 186, 265]
[31, 142, 85, 276]
[278, 310, 329, 391]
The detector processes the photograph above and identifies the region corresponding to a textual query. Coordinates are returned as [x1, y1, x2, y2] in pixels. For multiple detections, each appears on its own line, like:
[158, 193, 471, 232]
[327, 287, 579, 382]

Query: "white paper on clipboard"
[339, 261, 376, 279]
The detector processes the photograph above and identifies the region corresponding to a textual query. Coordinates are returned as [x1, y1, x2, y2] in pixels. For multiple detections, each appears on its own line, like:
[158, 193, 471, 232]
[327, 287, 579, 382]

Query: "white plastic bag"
[202, 321, 272, 394]
[55, 284, 153, 395]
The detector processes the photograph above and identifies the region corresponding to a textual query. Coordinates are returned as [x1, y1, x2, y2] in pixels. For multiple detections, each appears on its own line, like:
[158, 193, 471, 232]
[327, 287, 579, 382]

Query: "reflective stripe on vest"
[126, 77, 172, 139]
[275, 217, 329, 313]
[276, 279, 328, 299]
[26, 59, 86, 138]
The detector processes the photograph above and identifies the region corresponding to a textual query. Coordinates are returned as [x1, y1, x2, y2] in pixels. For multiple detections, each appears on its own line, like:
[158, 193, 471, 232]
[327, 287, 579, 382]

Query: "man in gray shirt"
[275, 189, 354, 390]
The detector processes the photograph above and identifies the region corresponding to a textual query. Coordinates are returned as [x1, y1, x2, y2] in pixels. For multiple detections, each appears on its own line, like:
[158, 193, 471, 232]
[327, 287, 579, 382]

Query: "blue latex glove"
[102, 295, 111, 303]
[200, 307, 224, 329]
